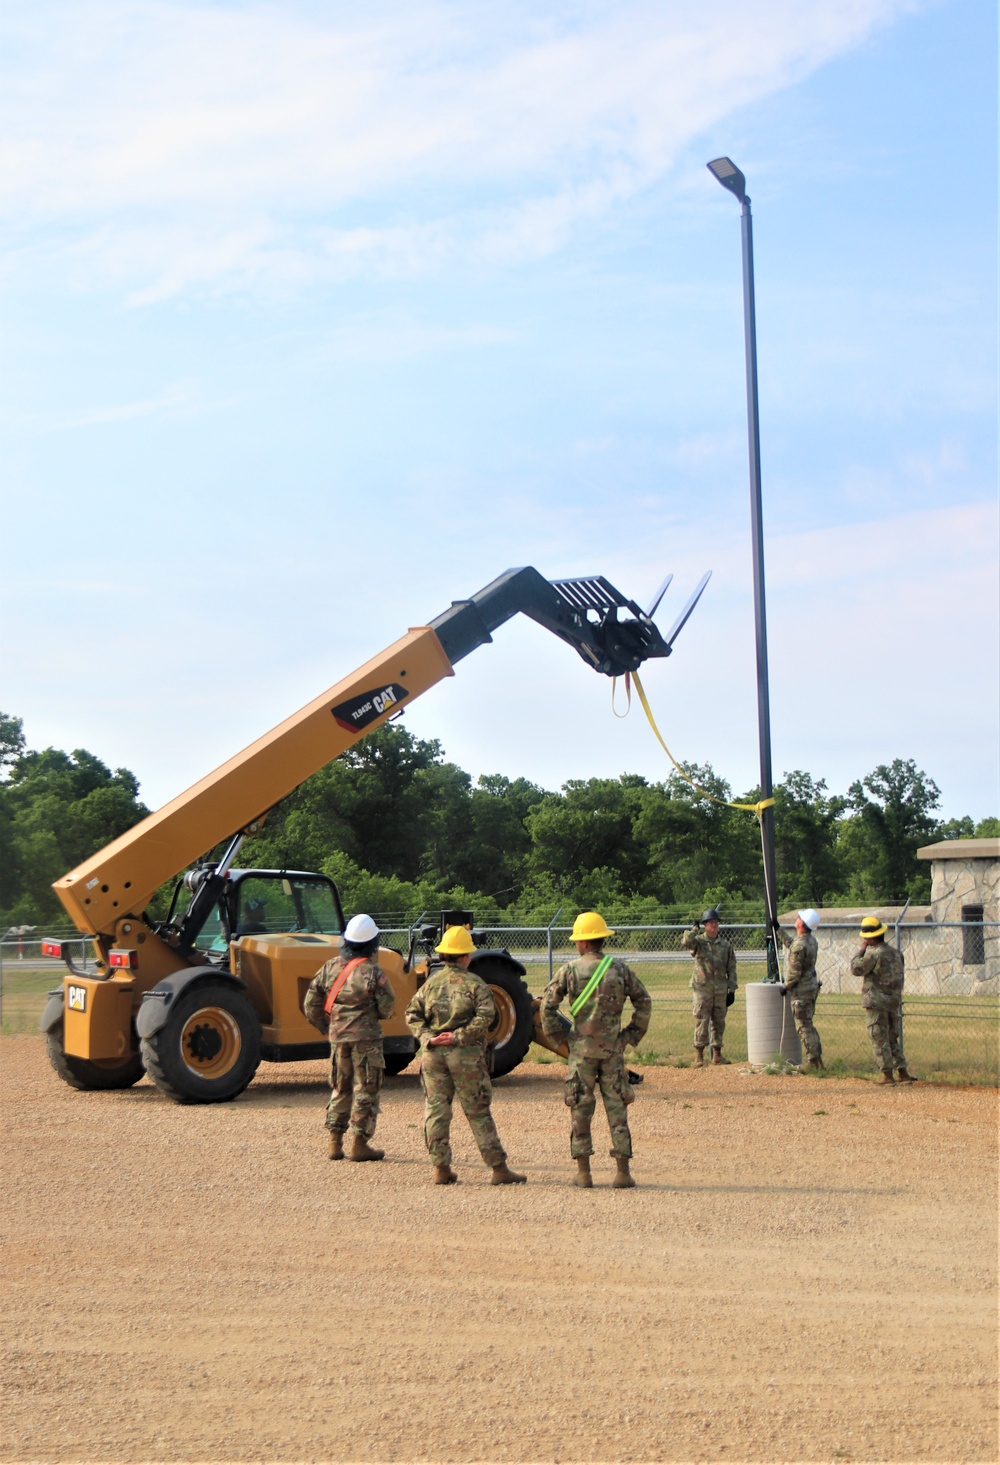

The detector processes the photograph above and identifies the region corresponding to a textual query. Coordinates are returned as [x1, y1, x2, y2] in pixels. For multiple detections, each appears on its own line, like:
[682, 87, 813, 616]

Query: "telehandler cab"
[41, 565, 707, 1103]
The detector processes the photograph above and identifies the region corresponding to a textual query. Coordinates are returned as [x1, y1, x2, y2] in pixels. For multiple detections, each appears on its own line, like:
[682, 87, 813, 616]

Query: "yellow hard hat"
[436, 925, 476, 956]
[570, 911, 615, 942]
[860, 916, 887, 940]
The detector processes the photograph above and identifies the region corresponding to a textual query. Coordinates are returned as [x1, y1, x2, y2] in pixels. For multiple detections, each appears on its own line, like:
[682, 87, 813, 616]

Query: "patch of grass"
[814, 1109, 828, 1115]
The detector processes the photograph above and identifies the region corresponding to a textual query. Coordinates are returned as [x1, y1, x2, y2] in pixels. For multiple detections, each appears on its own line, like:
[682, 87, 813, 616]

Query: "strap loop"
[630, 671, 775, 821]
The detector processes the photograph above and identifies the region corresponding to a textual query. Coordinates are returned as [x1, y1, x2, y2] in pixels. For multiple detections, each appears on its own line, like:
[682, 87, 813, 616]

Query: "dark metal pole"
[739, 195, 780, 980]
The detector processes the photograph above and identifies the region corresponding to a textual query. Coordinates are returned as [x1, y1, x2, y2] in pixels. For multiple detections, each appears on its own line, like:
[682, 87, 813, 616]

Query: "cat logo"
[67, 984, 87, 1013]
[331, 682, 409, 733]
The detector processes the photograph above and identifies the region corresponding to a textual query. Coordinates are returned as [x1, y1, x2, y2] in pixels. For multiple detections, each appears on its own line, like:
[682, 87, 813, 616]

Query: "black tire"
[46, 1023, 145, 1091]
[140, 981, 261, 1104]
[474, 955, 534, 1078]
[383, 1052, 414, 1076]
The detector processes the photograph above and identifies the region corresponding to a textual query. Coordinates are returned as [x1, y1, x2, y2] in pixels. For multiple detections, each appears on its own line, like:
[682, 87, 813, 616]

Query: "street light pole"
[707, 157, 780, 979]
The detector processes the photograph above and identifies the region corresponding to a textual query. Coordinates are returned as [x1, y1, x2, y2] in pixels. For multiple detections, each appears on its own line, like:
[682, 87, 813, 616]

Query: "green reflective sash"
[570, 955, 613, 1017]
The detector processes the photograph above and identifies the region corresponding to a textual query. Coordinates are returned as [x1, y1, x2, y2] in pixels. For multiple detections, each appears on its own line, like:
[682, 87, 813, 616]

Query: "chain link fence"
[379, 920, 999, 1083]
[3, 922, 996, 1083]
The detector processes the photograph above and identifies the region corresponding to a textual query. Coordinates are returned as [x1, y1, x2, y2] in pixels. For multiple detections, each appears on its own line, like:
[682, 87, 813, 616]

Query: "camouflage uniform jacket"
[776, 927, 819, 997]
[850, 941, 904, 1012]
[681, 928, 738, 994]
[405, 961, 495, 1051]
[541, 953, 652, 1061]
[303, 954, 395, 1043]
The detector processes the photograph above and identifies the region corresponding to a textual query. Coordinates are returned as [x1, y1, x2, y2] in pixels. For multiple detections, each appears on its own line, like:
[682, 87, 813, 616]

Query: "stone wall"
[930, 854, 1000, 925]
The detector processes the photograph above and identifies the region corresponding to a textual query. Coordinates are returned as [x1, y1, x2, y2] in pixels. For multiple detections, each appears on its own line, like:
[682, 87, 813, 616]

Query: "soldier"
[850, 915, 917, 1084]
[540, 911, 651, 1189]
[774, 907, 824, 1069]
[304, 913, 395, 1161]
[405, 925, 526, 1186]
[682, 907, 737, 1066]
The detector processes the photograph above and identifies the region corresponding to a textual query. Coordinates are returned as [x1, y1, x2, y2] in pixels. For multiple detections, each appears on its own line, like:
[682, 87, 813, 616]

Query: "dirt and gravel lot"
[1, 1035, 996, 1465]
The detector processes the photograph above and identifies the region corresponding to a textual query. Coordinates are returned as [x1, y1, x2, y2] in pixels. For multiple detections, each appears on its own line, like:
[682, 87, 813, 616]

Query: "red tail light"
[108, 949, 138, 970]
[41, 938, 66, 959]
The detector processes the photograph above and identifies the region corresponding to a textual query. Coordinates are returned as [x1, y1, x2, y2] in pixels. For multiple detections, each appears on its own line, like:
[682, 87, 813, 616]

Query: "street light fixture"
[707, 155, 780, 979]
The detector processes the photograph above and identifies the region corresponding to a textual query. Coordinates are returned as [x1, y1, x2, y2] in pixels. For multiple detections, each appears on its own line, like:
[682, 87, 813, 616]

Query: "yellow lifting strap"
[614, 671, 775, 822]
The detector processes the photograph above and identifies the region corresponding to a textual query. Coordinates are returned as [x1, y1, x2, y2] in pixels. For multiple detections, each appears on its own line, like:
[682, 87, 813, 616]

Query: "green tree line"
[1, 710, 996, 931]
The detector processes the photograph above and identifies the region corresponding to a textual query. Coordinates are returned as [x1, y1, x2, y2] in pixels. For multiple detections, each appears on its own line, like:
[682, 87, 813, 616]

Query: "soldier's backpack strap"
[323, 957, 367, 1016]
[570, 955, 614, 1017]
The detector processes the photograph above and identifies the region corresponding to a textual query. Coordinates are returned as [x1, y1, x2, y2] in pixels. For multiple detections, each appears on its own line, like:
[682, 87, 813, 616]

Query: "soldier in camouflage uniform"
[681, 907, 737, 1066]
[304, 913, 395, 1161]
[540, 911, 651, 1189]
[405, 925, 526, 1186]
[850, 915, 917, 1084]
[774, 907, 824, 1069]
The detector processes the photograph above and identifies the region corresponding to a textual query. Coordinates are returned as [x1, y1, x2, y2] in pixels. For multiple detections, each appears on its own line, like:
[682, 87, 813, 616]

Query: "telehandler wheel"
[383, 1053, 414, 1076]
[45, 1023, 145, 1091]
[476, 955, 534, 1078]
[140, 981, 261, 1104]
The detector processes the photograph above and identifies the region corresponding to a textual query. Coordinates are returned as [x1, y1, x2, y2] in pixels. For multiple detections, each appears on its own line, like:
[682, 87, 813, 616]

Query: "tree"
[525, 776, 649, 896]
[0, 738, 148, 925]
[238, 724, 457, 880]
[844, 759, 942, 901]
[772, 771, 845, 907]
[0, 712, 25, 778]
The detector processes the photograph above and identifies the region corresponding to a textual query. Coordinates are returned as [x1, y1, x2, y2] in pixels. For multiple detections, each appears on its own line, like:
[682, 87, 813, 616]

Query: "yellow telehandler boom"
[40, 565, 707, 1102]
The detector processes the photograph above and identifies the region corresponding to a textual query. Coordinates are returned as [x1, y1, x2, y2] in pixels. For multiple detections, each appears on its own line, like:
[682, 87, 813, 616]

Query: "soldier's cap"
[701, 907, 721, 924]
[860, 916, 887, 940]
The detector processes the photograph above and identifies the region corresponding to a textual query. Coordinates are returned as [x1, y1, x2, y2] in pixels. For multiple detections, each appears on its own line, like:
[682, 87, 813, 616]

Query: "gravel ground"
[1, 1035, 996, 1465]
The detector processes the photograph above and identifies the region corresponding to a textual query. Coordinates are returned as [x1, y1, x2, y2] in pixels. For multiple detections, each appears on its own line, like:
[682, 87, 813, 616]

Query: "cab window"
[234, 877, 341, 936]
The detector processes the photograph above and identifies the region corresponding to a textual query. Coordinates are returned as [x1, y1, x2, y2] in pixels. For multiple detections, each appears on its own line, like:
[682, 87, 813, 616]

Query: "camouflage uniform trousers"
[693, 981, 729, 1048]
[865, 1006, 907, 1072]
[420, 1046, 506, 1168]
[565, 1050, 635, 1160]
[791, 993, 823, 1063]
[326, 1039, 385, 1139]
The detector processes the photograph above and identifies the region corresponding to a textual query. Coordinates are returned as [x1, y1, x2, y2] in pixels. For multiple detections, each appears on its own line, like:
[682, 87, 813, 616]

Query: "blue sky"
[2, 0, 997, 820]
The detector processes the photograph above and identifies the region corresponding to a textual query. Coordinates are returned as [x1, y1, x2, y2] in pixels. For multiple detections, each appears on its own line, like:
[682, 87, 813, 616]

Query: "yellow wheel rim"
[179, 1006, 241, 1080]
[488, 986, 517, 1049]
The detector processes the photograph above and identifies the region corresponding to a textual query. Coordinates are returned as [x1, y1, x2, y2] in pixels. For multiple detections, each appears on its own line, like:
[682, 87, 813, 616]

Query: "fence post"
[547, 908, 563, 987]
[895, 898, 910, 1057]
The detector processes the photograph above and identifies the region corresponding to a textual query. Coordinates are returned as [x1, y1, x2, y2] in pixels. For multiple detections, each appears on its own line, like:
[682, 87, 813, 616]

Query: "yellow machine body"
[49, 627, 454, 1064]
[63, 975, 136, 1060]
[233, 936, 419, 1048]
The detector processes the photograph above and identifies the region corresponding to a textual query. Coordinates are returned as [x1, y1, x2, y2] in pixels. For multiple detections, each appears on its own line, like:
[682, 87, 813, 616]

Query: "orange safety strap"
[323, 957, 367, 1016]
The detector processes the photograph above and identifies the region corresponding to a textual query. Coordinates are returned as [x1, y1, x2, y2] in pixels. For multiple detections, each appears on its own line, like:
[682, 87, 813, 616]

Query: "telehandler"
[40, 565, 707, 1103]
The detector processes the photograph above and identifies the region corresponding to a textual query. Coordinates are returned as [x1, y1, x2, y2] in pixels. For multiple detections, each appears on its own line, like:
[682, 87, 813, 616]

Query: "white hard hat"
[797, 908, 820, 931]
[344, 913, 379, 944]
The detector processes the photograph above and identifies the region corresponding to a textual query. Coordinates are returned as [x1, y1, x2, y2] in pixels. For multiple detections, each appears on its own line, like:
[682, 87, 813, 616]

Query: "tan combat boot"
[348, 1135, 385, 1161]
[712, 1047, 730, 1065]
[490, 1162, 527, 1185]
[612, 1158, 636, 1189]
[897, 1068, 918, 1082]
[327, 1131, 344, 1161]
[433, 1164, 458, 1185]
[573, 1157, 594, 1189]
[693, 1048, 705, 1067]
[878, 1069, 895, 1085]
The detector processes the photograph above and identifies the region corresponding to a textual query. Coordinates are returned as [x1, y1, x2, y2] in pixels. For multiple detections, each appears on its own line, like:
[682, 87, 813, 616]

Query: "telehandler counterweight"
[41, 565, 707, 1102]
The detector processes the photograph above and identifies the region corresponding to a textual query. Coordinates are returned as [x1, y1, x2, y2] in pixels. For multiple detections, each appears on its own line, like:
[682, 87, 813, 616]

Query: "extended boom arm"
[53, 565, 704, 942]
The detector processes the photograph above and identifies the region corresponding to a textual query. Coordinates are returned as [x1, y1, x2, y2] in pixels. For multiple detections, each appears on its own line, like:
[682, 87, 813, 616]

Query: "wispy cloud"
[1, 0, 917, 299]
[1, 378, 199, 431]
